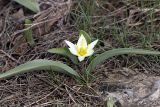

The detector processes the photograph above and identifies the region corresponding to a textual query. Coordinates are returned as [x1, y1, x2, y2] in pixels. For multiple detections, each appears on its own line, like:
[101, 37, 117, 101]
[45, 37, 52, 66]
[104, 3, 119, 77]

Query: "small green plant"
[105, 96, 115, 107]
[14, 0, 40, 13]
[71, 0, 96, 32]
[24, 19, 35, 47]
[1, 31, 160, 84]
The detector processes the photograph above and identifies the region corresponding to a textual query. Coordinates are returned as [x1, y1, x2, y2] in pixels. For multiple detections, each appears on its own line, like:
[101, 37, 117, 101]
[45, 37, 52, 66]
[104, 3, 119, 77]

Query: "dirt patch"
[1, 0, 160, 107]
[97, 66, 160, 107]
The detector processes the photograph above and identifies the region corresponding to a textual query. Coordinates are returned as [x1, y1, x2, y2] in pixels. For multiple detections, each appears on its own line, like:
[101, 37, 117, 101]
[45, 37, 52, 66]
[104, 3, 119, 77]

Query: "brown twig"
[0, 50, 19, 64]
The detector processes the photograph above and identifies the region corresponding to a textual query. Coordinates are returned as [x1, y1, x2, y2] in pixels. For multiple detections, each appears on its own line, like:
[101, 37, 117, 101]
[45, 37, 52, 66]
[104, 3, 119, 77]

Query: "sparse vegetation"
[0, 0, 160, 106]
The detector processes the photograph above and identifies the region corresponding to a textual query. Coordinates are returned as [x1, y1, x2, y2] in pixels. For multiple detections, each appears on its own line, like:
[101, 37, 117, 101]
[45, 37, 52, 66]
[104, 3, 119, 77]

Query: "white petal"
[68, 48, 77, 55]
[88, 39, 98, 50]
[78, 56, 85, 61]
[77, 34, 87, 48]
[65, 40, 77, 55]
[65, 40, 74, 48]
[86, 49, 94, 56]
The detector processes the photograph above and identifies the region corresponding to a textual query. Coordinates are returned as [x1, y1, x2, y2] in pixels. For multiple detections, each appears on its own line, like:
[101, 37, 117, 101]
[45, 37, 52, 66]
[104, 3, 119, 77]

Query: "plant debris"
[1, 0, 160, 106]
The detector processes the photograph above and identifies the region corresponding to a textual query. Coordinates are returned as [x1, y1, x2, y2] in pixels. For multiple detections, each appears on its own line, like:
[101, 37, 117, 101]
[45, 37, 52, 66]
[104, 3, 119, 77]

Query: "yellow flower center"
[77, 47, 87, 56]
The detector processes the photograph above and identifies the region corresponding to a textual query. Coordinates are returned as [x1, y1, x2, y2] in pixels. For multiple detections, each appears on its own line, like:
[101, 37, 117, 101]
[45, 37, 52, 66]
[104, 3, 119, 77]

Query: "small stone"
[123, 89, 134, 97]
[148, 89, 160, 101]
[153, 80, 160, 89]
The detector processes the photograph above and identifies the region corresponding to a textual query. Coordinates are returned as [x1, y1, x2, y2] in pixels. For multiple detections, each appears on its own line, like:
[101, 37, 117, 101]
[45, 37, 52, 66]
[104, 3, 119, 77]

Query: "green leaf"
[106, 97, 114, 107]
[0, 59, 80, 79]
[14, 0, 40, 13]
[79, 30, 91, 43]
[48, 48, 78, 64]
[87, 48, 160, 74]
[24, 19, 35, 47]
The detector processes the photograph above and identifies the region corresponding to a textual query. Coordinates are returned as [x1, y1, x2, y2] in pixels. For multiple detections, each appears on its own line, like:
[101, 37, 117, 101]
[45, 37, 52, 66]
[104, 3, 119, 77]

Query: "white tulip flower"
[65, 35, 98, 62]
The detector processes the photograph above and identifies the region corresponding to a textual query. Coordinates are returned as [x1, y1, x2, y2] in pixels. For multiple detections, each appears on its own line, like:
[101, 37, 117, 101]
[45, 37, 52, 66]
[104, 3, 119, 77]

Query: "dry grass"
[0, 0, 160, 107]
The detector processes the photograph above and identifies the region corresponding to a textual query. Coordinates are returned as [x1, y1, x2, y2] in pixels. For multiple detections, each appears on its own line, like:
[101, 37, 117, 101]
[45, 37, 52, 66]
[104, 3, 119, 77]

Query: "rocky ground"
[0, 0, 160, 107]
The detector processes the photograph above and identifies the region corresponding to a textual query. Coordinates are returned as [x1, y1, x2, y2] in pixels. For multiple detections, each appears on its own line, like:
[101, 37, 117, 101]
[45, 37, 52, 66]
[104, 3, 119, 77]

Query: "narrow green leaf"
[106, 97, 114, 107]
[79, 30, 91, 43]
[87, 48, 160, 74]
[0, 59, 80, 79]
[14, 0, 40, 13]
[24, 19, 35, 47]
[48, 48, 78, 64]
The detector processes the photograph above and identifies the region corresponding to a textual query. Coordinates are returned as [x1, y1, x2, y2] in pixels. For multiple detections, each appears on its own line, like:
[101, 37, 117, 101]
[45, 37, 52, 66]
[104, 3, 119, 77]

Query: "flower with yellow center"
[65, 35, 98, 61]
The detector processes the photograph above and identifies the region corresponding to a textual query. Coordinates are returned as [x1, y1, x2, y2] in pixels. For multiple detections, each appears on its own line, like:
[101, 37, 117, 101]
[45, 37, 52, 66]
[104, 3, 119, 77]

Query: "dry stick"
[65, 86, 77, 104]
[36, 76, 100, 104]
[0, 2, 10, 15]
[25, 86, 61, 107]
[34, 76, 84, 104]
[10, 0, 71, 37]
[39, 101, 64, 107]
[64, 84, 100, 98]
[0, 7, 10, 38]
[63, 84, 87, 104]
[97, 3, 160, 28]
[63, 84, 101, 106]
[10, 18, 58, 37]
[0, 95, 15, 103]
[0, 50, 19, 64]
[10, 10, 70, 37]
